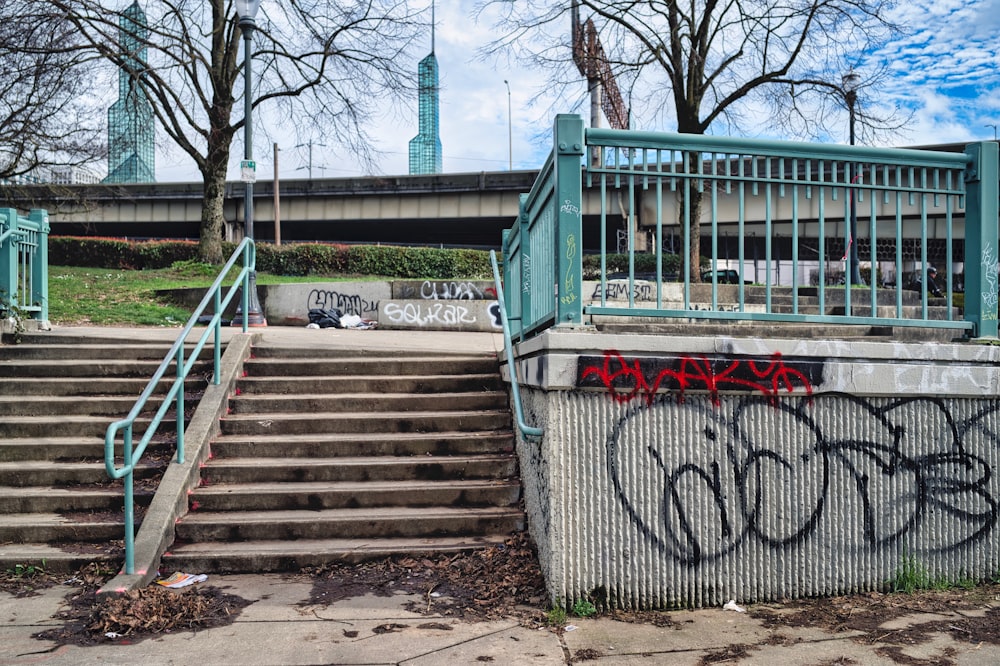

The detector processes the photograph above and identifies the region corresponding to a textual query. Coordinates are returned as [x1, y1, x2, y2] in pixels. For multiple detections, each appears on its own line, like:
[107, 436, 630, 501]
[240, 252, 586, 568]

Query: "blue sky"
[155, 0, 1000, 183]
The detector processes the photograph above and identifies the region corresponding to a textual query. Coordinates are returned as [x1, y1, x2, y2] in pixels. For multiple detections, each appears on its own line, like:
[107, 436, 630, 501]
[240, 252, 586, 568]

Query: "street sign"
[240, 160, 256, 183]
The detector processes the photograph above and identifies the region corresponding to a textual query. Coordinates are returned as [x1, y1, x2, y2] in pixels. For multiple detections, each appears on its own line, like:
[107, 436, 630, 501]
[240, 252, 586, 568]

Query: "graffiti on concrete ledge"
[579, 350, 822, 405]
[307, 289, 378, 317]
[607, 393, 999, 566]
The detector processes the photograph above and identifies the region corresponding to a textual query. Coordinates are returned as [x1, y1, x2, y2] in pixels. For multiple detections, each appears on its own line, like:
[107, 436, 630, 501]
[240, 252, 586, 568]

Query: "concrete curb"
[97, 333, 256, 595]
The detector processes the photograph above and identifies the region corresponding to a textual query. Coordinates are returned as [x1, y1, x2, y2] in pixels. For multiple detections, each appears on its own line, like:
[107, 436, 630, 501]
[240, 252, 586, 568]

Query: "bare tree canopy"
[40, 0, 422, 263]
[0, 0, 105, 181]
[480, 0, 903, 279]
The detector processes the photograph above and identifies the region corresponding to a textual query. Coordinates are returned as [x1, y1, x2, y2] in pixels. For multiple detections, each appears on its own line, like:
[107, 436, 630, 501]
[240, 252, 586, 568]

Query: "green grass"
[47, 264, 337, 326]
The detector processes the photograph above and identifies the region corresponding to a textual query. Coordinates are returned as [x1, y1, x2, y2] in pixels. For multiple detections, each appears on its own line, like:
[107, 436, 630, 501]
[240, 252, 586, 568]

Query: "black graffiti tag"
[607, 394, 999, 566]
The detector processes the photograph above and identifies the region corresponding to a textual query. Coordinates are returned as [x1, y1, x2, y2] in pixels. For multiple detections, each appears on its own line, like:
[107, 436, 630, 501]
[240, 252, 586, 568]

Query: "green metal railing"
[501, 114, 1000, 340]
[490, 250, 542, 439]
[0, 208, 49, 321]
[105, 238, 255, 575]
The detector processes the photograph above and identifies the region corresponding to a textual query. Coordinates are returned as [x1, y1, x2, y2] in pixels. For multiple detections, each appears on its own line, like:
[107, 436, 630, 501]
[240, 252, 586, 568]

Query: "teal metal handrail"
[501, 114, 999, 340]
[105, 238, 255, 574]
[490, 250, 542, 439]
[0, 208, 49, 320]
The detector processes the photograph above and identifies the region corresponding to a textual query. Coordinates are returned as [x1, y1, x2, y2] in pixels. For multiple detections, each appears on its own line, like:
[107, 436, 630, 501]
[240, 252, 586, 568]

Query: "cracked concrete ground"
[4, 573, 1000, 665]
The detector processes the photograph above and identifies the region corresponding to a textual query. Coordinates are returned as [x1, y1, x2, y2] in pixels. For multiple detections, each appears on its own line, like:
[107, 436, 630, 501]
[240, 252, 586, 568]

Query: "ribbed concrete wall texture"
[511, 331, 1000, 609]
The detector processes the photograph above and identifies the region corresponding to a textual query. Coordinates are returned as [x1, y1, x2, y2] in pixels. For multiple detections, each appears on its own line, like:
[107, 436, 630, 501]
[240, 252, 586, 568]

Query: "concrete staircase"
[0, 333, 206, 572]
[161, 343, 523, 572]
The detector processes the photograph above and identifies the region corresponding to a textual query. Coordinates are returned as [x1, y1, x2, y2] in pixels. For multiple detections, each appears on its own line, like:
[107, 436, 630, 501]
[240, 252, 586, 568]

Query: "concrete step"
[0, 461, 163, 486]
[199, 454, 517, 484]
[0, 485, 153, 513]
[0, 415, 180, 439]
[0, 437, 175, 462]
[189, 479, 521, 512]
[218, 410, 512, 436]
[0, 359, 211, 379]
[236, 373, 504, 395]
[0, 343, 185, 361]
[244, 356, 497, 378]
[161, 535, 509, 573]
[0, 395, 167, 417]
[0, 542, 121, 573]
[248, 346, 495, 360]
[0, 376, 203, 397]
[0, 512, 129, 543]
[209, 431, 514, 459]
[174, 506, 525, 542]
[228, 391, 509, 415]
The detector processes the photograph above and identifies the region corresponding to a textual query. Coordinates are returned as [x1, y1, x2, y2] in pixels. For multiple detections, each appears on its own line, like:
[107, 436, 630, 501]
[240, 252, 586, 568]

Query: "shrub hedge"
[48, 237, 495, 280]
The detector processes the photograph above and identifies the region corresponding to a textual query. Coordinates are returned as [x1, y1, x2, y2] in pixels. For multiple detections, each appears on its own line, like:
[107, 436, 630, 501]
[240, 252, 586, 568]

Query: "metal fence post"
[553, 114, 585, 326]
[29, 209, 49, 321]
[962, 141, 999, 339]
[0, 209, 18, 309]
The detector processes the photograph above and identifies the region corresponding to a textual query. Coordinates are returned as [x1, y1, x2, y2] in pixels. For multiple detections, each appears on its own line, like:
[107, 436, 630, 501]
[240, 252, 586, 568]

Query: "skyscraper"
[105, 1, 155, 184]
[408, 2, 442, 174]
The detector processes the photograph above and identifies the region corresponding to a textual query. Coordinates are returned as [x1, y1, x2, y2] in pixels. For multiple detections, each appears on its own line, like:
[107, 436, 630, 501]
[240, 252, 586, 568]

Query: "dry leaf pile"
[305, 533, 548, 624]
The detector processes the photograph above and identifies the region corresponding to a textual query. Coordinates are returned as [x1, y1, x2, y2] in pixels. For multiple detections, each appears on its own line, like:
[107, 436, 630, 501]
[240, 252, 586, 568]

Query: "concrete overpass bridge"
[2, 145, 971, 280]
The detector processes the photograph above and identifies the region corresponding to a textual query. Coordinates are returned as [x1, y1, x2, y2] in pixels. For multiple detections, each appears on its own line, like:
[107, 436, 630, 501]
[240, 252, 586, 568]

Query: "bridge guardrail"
[0, 208, 49, 322]
[501, 114, 999, 340]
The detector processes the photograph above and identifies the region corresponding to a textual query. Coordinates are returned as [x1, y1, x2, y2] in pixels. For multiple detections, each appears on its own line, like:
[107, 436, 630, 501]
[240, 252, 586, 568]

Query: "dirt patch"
[698, 642, 755, 665]
[35, 582, 252, 647]
[751, 587, 1000, 664]
[303, 533, 549, 624]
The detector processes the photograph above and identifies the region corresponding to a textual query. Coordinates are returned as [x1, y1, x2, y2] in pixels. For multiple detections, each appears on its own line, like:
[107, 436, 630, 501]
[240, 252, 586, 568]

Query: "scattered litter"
[430, 592, 442, 598]
[63, 577, 81, 585]
[723, 599, 746, 613]
[105, 632, 121, 639]
[156, 572, 208, 589]
[306, 323, 320, 329]
[564, 624, 578, 631]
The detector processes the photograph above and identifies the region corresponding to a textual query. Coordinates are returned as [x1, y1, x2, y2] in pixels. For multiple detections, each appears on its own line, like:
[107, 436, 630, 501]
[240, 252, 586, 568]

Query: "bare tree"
[480, 0, 903, 281]
[0, 1, 105, 182]
[45, 0, 422, 263]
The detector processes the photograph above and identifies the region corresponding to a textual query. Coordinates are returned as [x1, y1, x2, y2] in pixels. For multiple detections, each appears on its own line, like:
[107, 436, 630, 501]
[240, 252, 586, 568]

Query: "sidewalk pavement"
[3, 573, 1000, 665]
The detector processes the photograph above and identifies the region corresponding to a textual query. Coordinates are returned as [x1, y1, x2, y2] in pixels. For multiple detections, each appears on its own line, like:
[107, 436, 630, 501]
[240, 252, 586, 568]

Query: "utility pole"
[273, 142, 281, 245]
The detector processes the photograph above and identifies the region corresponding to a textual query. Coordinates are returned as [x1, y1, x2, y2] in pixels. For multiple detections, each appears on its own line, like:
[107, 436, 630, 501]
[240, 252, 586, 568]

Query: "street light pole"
[843, 69, 863, 286]
[504, 79, 512, 170]
[233, 0, 266, 327]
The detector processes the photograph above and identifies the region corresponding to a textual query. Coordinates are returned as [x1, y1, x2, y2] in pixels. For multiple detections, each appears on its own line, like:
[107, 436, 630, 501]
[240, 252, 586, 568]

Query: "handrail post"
[0, 209, 17, 308]
[28, 209, 49, 321]
[517, 194, 532, 338]
[213, 288, 222, 384]
[175, 344, 185, 463]
[553, 114, 585, 326]
[123, 427, 135, 575]
[962, 141, 999, 339]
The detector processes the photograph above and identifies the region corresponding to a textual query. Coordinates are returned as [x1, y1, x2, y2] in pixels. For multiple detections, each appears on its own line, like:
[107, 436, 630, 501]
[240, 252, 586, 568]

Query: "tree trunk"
[197, 149, 232, 265]
[681, 152, 703, 283]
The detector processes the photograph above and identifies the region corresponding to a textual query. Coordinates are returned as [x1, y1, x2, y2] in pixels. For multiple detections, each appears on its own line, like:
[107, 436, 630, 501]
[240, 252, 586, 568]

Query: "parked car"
[701, 269, 751, 284]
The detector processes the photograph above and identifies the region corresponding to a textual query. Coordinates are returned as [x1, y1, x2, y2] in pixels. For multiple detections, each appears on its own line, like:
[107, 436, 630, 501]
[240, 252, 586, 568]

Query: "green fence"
[0, 208, 49, 322]
[501, 115, 1000, 340]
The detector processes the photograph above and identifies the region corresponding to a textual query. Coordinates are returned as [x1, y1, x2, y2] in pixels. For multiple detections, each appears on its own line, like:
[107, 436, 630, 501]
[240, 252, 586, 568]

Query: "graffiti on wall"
[578, 350, 822, 405]
[307, 289, 379, 317]
[383, 301, 502, 328]
[577, 351, 998, 566]
[605, 393, 999, 566]
[591, 281, 654, 301]
[397, 281, 497, 301]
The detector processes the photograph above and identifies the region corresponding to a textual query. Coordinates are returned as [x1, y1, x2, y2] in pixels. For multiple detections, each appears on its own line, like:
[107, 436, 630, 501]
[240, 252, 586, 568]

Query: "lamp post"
[504, 79, 512, 170]
[842, 69, 863, 286]
[232, 0, 267, 327]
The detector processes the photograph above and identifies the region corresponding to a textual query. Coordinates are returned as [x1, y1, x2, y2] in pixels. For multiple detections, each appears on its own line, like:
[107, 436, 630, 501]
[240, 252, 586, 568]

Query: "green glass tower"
[408, 2, 441, 174]
[104, 1, 155, 183]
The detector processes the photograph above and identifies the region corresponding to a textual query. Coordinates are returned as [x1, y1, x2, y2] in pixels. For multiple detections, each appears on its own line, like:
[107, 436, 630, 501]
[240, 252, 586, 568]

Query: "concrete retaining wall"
[507, 329, 1000, 609]
[161, 280, 503, 332]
